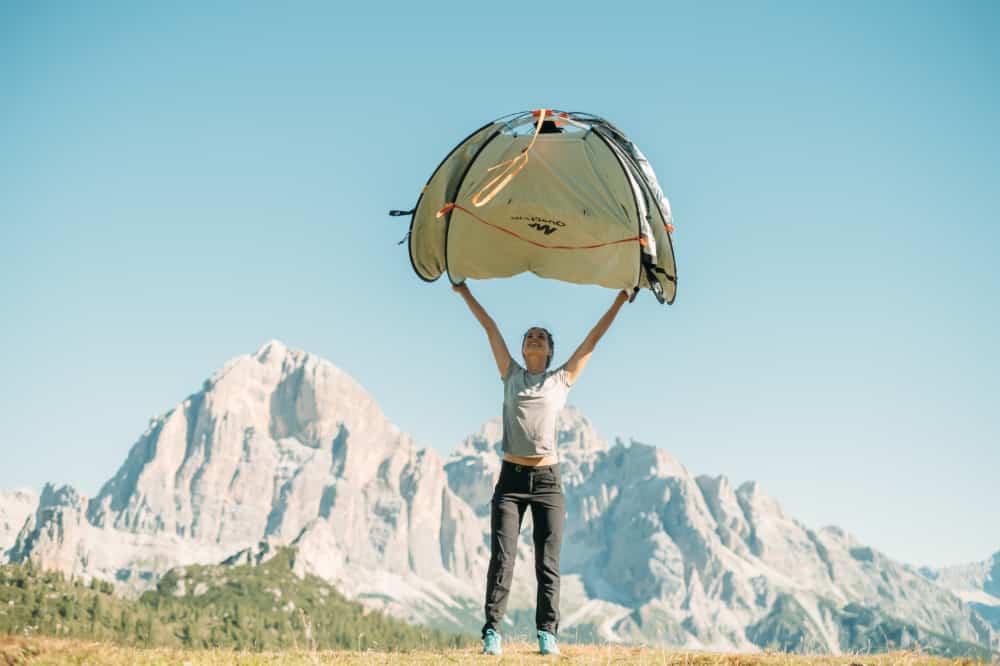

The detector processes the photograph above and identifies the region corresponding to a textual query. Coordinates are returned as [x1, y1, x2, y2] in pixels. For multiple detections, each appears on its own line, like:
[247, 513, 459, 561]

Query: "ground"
[0, 636, 993, 665]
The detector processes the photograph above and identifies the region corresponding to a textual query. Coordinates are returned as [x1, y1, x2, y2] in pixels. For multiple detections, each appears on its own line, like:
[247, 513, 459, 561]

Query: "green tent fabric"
[396, 110, 677, 304]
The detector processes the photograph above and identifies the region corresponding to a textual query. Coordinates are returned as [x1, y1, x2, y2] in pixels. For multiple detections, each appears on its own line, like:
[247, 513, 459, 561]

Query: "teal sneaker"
[482, 628, 502, 656]
[537, 629, 560, 655]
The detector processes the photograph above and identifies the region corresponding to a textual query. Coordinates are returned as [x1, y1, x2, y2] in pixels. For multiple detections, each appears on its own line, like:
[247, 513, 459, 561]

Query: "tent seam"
[592, 128, 646, 295]
[444, 129, 504, 286]
[408, 120, 497, 283]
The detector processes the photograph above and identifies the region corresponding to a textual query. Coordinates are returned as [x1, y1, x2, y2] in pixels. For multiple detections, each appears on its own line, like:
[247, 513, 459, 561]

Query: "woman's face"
[522, 327, 552, 365]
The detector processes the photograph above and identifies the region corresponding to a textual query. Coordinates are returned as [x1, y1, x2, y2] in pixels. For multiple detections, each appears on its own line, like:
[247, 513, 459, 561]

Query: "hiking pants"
[482, 460, 565, 638]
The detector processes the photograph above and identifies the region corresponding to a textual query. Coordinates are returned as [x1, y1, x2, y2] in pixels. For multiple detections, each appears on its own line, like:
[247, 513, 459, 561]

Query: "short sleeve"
[503, 359, 523, 383]
[552, 365, 572, 388]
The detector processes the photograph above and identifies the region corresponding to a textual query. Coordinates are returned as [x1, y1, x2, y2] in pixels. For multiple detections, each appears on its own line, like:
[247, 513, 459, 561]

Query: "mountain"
[921, 551, 1000, 632]
[2, 341, 997, 656]
[8, 340, 486, 618]
[0, 490, 37, 559]
[446, 416, 996, 654]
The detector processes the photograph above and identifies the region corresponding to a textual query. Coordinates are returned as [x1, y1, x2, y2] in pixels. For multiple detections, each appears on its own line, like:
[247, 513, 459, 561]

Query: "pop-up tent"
[391, 109, 677, 304]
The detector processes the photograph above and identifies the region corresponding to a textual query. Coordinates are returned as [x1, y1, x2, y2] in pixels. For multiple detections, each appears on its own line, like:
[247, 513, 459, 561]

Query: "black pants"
[482, 460, 565, 638]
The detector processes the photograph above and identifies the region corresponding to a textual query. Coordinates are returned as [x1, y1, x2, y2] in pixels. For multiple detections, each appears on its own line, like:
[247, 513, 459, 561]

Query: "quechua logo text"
[512, 215, 567, 236]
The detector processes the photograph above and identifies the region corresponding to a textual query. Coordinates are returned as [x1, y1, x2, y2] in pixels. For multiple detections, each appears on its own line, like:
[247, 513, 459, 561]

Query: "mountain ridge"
[2, 340, 996, 656]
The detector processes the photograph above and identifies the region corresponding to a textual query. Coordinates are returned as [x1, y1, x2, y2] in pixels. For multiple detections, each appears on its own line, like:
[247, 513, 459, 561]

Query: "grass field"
[0, 636, 993, 666]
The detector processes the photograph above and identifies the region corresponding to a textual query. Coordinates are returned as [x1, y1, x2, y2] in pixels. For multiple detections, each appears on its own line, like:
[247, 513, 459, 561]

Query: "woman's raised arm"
[561, 290, 629, 386]
[454, 283, 512, 379]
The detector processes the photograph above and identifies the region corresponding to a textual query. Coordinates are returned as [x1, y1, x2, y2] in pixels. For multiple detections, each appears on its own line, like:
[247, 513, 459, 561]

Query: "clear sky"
[1, 2, 997, 568]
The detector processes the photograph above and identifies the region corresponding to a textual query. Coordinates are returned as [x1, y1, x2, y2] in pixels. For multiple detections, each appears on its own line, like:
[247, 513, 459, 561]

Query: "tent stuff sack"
[391, 109, 677, 304]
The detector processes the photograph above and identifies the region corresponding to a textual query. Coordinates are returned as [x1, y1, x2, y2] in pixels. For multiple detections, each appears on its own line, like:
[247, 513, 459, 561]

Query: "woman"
[454, 282, 629, 656]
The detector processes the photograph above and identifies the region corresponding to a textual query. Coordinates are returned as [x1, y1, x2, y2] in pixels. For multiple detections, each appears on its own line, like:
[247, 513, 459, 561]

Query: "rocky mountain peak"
[254, 339, 290, 362]
[7, 483, 88, 575]
[38, 483, 86, 513]
[920, 549, 1000, 632]
[735, 480, 786, 518]
[82, 340, 424, 545]
[600, 439, 688, 483]
[0, 489, 40, 558]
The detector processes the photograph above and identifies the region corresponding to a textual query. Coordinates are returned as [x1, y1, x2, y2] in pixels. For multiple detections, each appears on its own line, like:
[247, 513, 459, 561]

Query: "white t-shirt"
[501, 360, 572, 457]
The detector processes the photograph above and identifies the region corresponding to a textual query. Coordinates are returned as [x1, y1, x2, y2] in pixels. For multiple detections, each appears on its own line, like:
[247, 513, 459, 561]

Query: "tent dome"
[396, 109, 677, 304]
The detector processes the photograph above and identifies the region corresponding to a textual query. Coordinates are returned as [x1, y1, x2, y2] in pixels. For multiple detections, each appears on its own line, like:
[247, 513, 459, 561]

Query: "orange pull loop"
[436, 203, 457, 219]
[471, 109, 548, 208]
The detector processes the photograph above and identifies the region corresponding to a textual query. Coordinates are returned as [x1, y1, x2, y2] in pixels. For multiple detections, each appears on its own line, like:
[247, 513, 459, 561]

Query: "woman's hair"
[523, 327, 555, 369]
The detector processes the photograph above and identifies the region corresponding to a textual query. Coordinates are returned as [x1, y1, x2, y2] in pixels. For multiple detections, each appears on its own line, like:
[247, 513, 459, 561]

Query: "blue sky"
[1, 2, 997, 567]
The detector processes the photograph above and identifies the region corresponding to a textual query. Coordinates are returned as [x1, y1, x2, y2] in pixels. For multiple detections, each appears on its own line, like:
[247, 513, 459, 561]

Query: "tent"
[392, 109, 677, 304]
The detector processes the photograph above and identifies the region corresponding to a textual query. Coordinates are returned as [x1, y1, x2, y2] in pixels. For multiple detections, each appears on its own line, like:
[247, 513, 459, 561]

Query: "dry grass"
[0, 636, 992, 665]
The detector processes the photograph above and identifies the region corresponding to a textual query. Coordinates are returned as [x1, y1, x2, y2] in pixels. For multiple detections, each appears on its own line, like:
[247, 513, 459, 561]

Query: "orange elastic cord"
[471, 109, 548, 208]
[438, 203, 642, 251]
[665, 223, 675, 233]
